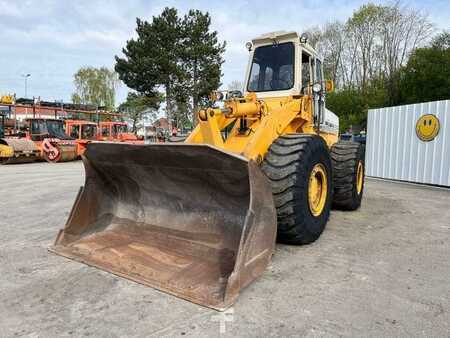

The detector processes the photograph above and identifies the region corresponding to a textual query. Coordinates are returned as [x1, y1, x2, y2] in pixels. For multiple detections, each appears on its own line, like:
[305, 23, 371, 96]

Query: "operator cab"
[27, 119, 74, 141]
[244, 31, 338, 134]
[68, 121, 98, 140]
[245, 31, 323, 98]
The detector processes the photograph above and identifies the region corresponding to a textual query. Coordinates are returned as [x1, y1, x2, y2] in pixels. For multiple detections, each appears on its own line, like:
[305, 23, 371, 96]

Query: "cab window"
[113, 124, 127, 135]
[316, 59, 323, 83]
[247, 42, 294, 92]
[102, 126, 109, 137]
[82, 125, 97, 139]
[301, 52, 311, 93]
[70, 125, 80, 139]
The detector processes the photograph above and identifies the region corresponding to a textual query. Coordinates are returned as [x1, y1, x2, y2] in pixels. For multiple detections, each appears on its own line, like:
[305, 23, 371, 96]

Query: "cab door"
[313, 58, 325, 125]
[301, 50, 321, 124]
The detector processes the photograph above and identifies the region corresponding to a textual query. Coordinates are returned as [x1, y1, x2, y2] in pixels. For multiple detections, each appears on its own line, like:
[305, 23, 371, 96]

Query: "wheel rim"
[308, 163, 328, 217]
[356, 161, 364, 194]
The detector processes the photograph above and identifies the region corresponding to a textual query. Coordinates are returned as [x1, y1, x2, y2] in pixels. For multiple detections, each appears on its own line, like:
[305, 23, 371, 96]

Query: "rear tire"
[330, 141, 365, 210]
[261, 134, 333, 245]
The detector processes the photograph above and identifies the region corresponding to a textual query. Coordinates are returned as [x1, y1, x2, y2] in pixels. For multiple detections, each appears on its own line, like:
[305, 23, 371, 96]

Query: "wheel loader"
[50, 31, 365, 310]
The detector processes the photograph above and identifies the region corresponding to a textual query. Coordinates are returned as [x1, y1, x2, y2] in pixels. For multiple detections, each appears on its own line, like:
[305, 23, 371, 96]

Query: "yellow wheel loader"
[50, 31, 365, 310]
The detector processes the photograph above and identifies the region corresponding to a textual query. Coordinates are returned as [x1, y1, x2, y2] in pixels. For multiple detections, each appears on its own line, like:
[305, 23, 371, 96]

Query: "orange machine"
[97, 121, 142, 143]
[25, 118, 78, 162]
[65, 120, 98, 156]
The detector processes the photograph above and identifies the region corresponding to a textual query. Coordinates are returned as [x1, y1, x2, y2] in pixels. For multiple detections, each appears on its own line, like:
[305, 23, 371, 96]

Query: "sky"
[0, 0, 448, 105]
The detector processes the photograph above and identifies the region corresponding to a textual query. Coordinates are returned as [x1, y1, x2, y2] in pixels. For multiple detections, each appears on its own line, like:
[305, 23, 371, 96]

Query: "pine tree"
[179, 10, 226, 125]
[115, 7, 225, 127]
[115, 8, 184, 126]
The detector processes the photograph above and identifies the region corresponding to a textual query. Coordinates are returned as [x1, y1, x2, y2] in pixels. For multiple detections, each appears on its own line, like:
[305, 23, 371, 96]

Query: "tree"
[346, 4, 384, 92]
[378, 3, 433, 104]
[314, 22, 345, 86]
[327, 81, 387, 133]
[399, 32, 450, 104]
[227, 80, 244, 92]
[72, 67, 119, 111]
[431, 30, 450, 49]
[309, 2, 433, 131]
[313, 3, 432, 93]
[180, 10, 226, 124]
[115, 8, 183, 126]
[118, 92, 162, 133]
[115, 7, 225, 127]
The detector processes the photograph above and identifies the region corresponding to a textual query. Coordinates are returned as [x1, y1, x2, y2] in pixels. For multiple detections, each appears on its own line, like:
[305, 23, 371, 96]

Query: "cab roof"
[251, 31, 299, 44]
[65, 119, 97, 125]
[251, 31, 318, 56]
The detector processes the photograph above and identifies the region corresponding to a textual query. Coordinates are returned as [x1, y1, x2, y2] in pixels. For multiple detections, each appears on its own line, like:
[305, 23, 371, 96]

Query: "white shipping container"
[366, 100, 450, 186]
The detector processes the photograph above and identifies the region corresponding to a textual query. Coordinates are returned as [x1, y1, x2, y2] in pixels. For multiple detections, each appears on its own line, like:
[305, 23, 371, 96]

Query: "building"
[153, 117, 170, 131]
[0, 96, 123, 132]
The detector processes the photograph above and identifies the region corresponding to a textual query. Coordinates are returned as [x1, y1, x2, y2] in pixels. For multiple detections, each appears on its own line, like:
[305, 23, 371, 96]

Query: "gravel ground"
[0, 161, 449, 337]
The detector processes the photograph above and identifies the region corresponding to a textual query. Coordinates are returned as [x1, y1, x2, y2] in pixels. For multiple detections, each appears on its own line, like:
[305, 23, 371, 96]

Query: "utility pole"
[22, 74, 31, 98]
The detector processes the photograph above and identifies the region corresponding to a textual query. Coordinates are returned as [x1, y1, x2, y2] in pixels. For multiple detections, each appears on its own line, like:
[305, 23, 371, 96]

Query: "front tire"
[261, 134, 333, 244]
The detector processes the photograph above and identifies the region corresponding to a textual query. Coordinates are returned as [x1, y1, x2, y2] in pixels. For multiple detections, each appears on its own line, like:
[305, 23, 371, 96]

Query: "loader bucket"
[49, 142, 276, 310]
[0, 138, 40, 164]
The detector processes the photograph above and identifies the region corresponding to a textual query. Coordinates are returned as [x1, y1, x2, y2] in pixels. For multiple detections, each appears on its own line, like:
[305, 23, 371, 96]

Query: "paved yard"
[0, 161, 449, 337]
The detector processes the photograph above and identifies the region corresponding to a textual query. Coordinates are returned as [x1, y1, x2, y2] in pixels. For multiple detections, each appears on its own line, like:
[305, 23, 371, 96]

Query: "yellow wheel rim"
[356, 161, 364, 194]
[308, 163, 328, 217]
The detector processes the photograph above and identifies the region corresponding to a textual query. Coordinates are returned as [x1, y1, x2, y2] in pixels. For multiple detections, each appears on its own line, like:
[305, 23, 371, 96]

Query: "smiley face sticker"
[416, 114, 440, 142]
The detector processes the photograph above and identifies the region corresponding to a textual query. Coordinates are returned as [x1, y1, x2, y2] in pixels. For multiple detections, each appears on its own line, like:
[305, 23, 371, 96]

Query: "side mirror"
[325, 80, 334, 93]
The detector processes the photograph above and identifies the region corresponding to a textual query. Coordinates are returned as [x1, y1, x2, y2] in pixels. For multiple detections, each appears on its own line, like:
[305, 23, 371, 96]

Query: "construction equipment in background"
[341, 131, 366, 145]
[50, 31, 365, 310]
[0, 113, 40, 164]
[97, 121, 142, 143]
[143, 125, 166, 143]
[64, 120, 98, 157]
[26, 118, 78, 163]
[0, 95, 14, 105]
